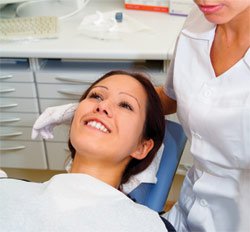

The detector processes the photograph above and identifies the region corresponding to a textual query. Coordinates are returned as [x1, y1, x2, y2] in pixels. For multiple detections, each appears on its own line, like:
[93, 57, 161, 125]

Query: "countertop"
[0, 0, 186, 60]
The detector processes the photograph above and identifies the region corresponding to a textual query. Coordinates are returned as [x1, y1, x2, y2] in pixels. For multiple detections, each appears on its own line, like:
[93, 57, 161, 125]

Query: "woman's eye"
[119, 101, 133, 111]
[88, 92, 103, 101]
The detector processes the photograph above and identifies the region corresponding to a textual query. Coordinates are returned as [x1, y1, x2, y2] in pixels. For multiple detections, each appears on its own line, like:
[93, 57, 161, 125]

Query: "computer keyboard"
[0, 16, 58, 40]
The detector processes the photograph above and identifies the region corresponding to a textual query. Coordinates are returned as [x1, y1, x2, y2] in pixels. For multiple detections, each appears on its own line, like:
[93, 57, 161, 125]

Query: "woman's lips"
[199, 4, 223, 14]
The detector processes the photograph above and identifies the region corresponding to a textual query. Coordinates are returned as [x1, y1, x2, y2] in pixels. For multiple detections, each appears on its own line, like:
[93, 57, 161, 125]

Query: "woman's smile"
[85, 119, 110, 133]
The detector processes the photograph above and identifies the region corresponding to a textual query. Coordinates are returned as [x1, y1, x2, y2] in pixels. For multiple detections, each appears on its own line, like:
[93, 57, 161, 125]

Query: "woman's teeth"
[87, 121, 109, 133]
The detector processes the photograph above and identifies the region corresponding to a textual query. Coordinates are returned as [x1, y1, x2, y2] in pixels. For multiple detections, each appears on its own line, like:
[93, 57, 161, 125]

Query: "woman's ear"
[132, 139, 154, 160]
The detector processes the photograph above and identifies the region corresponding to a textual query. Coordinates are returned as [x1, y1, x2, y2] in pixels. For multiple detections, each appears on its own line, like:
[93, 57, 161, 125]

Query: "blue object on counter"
[115, 12, 123, 22]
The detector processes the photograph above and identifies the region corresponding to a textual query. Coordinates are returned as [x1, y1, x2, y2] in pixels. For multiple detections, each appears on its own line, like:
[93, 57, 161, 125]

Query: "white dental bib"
[0, 174, 166, 232]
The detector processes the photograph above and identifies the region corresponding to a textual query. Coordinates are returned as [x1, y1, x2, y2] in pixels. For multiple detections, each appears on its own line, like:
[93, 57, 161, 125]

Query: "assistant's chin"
[203, 14, 227, 25]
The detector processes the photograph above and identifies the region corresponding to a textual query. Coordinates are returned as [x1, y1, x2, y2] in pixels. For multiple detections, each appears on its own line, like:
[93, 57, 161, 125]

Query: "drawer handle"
[0, 88, 15, 93]
[0, 117, 21, 123]
[0, 103, 18, 109]
[55, 77, 92, 84]
[0, 75, 13, 80]
[57, 90, 82, 96]
[0, 131, 23, 137]
[0, 145, 26, 151]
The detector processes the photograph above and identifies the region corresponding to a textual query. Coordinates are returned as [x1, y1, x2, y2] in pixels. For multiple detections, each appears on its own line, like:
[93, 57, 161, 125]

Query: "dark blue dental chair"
[129, 119, 187, 213]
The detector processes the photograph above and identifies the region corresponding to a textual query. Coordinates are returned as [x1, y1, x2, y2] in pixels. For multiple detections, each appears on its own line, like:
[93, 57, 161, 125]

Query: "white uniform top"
[163, 6, 250, 232]
[0, 174, 167, 232]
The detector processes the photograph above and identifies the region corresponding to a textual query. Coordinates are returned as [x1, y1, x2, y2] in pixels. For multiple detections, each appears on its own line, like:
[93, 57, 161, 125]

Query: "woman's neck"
[218, 7, 250, 45]
[69, 155, 124, 189]
[210, 7, 250, 77]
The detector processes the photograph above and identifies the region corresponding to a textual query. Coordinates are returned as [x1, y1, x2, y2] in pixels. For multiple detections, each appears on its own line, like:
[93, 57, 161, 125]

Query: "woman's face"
[70, 74, 151, 168]
[194, 0, 250, 24]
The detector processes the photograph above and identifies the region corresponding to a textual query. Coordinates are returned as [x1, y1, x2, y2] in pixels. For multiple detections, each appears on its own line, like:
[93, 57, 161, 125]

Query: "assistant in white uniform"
[163, 5, 250, 232]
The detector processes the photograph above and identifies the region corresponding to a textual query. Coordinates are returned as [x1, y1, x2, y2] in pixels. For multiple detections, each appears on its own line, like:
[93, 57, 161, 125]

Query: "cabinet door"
[37, 83, 89, 99]
[46, 142, 70, 170]
[0, 141, 47, 169]
[0, 126, 42, 141]
[0, 83, 37, 98]
[36, 71, 99, 84]
[0, 112, 39, 127]
[39, 99, 77, 111]
[0, 98, 39, 113]
[0, 70, 34, 83]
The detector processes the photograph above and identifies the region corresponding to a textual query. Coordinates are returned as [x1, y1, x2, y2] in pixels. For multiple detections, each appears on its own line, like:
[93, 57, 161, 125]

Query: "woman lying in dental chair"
[0, 70, 175, 232]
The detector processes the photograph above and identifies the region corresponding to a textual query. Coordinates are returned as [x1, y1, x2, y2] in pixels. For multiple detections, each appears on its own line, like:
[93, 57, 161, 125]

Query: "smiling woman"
[69, 70, 165, 188]
[0, 70, 175, 232]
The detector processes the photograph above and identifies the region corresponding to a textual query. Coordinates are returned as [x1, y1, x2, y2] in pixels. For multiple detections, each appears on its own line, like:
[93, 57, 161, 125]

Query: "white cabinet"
[0, 58, 47, 169]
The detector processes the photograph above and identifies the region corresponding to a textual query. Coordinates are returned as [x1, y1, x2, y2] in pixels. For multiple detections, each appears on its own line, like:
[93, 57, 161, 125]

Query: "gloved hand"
[31, 103, 78, 140]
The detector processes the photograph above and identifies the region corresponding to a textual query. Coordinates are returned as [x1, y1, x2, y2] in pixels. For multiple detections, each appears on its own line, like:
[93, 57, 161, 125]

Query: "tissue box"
[124, 0, 169, 13]
[169, 0, 194, 16]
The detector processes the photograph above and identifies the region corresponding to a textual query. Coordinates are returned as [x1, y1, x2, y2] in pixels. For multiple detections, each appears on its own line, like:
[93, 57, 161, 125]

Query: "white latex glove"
[31, 103, 78, 140]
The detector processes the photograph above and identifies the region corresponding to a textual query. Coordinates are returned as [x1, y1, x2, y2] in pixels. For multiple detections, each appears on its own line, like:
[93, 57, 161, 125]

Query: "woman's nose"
[94, 100, 112, 117]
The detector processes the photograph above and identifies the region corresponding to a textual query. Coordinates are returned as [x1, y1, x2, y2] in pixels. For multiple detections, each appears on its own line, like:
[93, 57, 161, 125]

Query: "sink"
[16, 0, 89, 20]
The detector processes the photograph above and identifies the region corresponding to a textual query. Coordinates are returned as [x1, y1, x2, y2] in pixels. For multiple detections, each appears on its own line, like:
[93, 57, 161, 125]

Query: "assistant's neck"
[218, 7, 250, 45]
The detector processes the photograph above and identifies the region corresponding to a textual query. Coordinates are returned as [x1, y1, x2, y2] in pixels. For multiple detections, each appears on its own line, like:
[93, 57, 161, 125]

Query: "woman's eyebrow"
[119, 92, 140, 108]
[91, 85, 108, 90]
[91, 86, 141, 108]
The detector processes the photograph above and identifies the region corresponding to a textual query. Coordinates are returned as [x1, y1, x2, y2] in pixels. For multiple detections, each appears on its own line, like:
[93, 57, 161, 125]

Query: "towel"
[65, 144, 164, 194]
[122, 144, 164, 194]
[0, 174, 166, 232]
[78, 10, 150, 40]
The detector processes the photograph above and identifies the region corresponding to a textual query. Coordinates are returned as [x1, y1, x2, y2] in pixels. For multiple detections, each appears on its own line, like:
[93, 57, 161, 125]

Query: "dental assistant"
[158, 0, 250, 231]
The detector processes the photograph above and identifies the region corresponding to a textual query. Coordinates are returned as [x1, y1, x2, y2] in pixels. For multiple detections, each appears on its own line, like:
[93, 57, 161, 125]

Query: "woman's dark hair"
[68, 70, 165, 185]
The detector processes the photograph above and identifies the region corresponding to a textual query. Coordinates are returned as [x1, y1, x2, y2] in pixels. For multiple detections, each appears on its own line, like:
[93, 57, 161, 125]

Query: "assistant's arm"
[156, 86, 177, 115]
[156, 48, 177, 116]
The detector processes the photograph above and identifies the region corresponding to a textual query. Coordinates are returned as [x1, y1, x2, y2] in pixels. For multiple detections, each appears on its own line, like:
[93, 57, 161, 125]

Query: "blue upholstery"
[129, 120, 187, 212]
